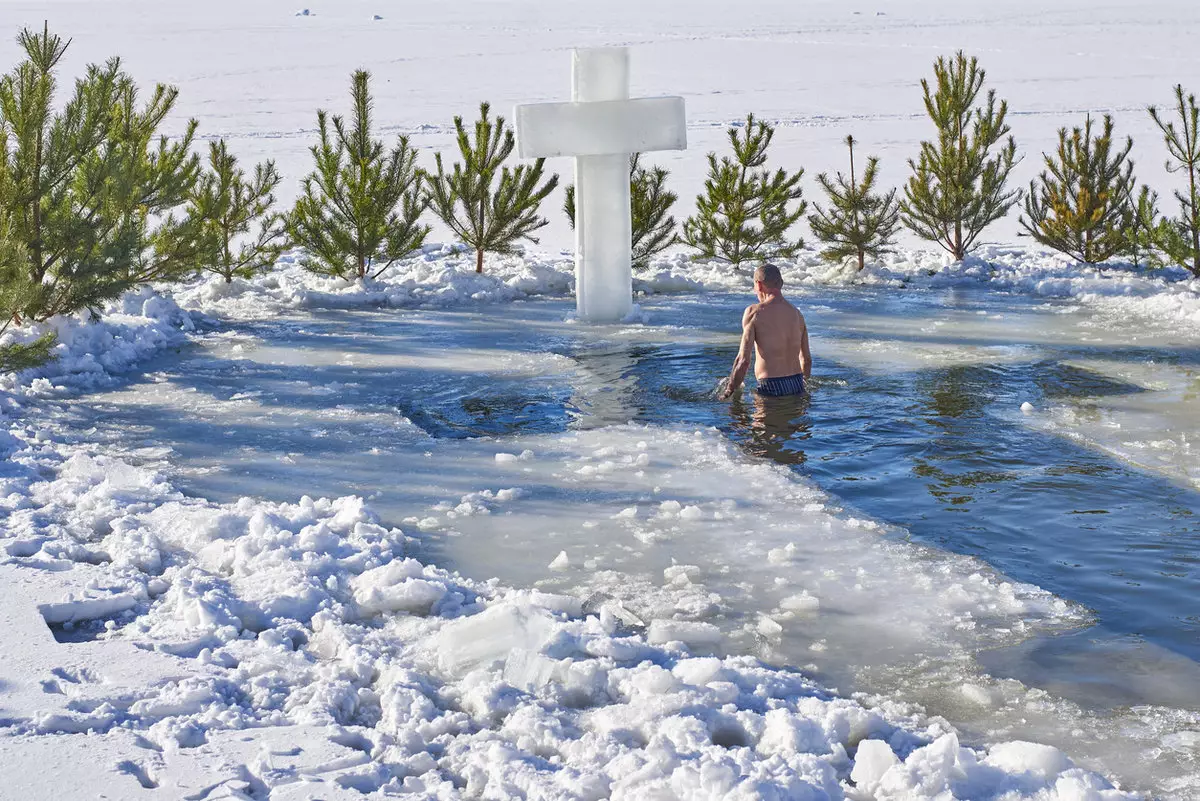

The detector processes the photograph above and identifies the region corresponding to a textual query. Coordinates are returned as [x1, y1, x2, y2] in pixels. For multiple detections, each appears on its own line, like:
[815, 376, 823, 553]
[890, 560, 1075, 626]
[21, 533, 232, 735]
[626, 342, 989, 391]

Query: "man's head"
[754, 263, 784, 297]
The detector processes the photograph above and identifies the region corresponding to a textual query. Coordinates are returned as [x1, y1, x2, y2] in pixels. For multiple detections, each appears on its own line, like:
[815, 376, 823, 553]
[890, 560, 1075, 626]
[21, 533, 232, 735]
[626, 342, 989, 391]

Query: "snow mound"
[173, 246, 577, 319]
[0, 424, 1141, 799]
[0, 286, 201, 398]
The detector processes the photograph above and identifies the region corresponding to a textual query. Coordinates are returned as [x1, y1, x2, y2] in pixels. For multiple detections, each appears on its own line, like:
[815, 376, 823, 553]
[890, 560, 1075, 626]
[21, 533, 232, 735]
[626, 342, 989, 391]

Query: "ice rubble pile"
[0, 432, 1138, 799]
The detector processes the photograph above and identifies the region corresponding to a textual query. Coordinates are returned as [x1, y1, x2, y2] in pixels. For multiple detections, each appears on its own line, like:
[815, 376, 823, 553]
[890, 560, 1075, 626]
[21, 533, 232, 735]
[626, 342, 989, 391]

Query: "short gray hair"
[754, 263, 783, 289]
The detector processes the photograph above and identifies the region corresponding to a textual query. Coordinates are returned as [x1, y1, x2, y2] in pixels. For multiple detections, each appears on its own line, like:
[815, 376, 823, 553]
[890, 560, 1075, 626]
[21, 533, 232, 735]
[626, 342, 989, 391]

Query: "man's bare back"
[721, 264, 811, 399]
[745, 296, 808, 380]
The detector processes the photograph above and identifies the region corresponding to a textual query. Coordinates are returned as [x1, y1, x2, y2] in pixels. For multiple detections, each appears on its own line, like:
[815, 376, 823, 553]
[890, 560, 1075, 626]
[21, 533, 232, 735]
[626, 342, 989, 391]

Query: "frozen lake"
[60, 284, 1200, 797]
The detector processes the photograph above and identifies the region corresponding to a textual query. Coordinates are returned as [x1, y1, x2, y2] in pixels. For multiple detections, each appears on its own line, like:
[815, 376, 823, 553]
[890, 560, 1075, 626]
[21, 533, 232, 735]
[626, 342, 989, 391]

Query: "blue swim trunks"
[756, 373, 807, 397]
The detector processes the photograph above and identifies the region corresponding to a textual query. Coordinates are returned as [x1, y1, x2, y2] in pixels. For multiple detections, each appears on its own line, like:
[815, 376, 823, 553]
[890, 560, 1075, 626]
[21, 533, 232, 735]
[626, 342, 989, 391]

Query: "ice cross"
[515, 48, 687, 322]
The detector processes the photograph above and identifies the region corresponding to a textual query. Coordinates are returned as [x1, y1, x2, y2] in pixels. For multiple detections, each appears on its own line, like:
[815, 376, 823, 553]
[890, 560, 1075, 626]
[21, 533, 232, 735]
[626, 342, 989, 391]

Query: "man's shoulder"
[742, 303, 761, 322]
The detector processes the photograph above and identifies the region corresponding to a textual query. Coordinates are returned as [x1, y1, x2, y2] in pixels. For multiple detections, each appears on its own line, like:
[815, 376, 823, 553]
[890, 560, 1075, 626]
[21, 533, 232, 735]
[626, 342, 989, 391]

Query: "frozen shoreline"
[3, 0, 1200, 792]
[163, 242, 1200, 333]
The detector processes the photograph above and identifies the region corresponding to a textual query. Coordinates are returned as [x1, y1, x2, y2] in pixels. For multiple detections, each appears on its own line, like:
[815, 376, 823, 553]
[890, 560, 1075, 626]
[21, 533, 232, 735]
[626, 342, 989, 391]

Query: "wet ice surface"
[64, 287, 1200, 796]
[1027, 358, 1200, 491]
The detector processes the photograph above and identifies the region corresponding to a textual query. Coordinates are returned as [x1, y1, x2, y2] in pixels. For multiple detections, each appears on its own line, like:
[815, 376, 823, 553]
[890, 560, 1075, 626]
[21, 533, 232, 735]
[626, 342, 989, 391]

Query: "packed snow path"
[9, 279, 1198, 798]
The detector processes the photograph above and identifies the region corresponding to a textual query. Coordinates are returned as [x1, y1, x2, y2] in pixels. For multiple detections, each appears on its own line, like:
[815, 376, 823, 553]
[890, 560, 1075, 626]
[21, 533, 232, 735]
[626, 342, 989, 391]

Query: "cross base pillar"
[575, 153, 633, 322]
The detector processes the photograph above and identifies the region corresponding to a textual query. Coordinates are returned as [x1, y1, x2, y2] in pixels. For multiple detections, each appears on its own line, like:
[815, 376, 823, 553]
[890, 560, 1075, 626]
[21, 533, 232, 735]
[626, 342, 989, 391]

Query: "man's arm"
[721, 306, 756, 400]
[798, 313, 812, 379]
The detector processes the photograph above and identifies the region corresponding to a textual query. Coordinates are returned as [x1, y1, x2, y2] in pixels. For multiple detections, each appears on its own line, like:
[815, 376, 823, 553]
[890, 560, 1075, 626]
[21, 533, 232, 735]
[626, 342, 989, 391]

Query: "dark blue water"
[73, 288, 1200, 669]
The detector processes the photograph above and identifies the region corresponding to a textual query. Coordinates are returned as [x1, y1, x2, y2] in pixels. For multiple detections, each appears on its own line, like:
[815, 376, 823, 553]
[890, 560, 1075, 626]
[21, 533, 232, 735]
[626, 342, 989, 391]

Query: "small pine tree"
[1020, 114, 1137, 265]
[563, 154, 679, 269]
[682, 114, 806, 267]
[901, 51, 1020, 261]
[289, 70, 429, 281]
[1128, 185, 1168, 268]
[192, 140, 288, 283]
[0, 23, 204, 323]
[808, 135, 901, 271]
[426, 102, 558, 274]
[1149, 85, 1200, 277]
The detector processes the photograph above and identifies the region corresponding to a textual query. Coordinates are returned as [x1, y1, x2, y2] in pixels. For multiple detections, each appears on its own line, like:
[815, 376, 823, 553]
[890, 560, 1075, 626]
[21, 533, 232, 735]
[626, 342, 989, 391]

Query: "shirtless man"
[720, 263, 811, 399]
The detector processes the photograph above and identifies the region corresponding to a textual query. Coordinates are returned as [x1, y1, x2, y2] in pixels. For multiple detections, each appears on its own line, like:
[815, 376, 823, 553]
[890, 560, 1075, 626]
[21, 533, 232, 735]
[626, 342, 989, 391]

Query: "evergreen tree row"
[0, 27, 563, 370]
[681, 52, 1200, 277]
[5, 24, 1200, 372]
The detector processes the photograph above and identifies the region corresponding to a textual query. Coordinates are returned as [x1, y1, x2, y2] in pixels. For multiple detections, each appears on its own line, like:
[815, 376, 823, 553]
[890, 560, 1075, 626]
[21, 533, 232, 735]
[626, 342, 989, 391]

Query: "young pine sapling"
[1149, 84, 1200, 277]
[1020, 114, 1137, 265]
[426, 102, 558, 273]
[682, 114, 806, 267]
[901, 51, 1020, 261]
[289, 70, 429, 281]
[192, 140, 288, 283]
[564, 154, 679, 269]
[808, 135, 901, 271]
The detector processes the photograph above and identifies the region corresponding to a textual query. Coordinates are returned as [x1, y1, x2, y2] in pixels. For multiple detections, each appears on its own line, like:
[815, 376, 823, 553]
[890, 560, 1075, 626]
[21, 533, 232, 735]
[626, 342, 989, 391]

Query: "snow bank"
[172, 245, 577, 320]
[164, 239, 1200, 345]
[0, 286, 202, 400]
[635, 246, 1200, 335]
[0, 426, 1140, 799]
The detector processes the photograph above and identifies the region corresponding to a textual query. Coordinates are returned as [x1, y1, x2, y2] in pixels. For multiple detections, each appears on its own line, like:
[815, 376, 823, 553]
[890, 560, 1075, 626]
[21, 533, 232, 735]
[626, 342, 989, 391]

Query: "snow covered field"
[3, 0, 1200, 799]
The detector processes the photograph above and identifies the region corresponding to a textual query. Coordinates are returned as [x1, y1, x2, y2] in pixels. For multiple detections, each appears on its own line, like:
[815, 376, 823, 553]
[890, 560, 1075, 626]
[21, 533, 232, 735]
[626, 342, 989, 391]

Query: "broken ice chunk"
[767, 542, 798, 564]
[779, 591, 820, 614]
[756, 615, 783, 638]
[647, 619, 722, 647]
[663, 564, 699, 586]
[851, 739, 900, 789]
[352, 561, 446, 616]
[436, 602, 557, 675]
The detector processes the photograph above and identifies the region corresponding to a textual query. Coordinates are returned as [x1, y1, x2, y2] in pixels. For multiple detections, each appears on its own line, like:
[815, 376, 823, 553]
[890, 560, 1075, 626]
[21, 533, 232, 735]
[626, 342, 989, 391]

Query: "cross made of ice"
[515, 48, 687, 322]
